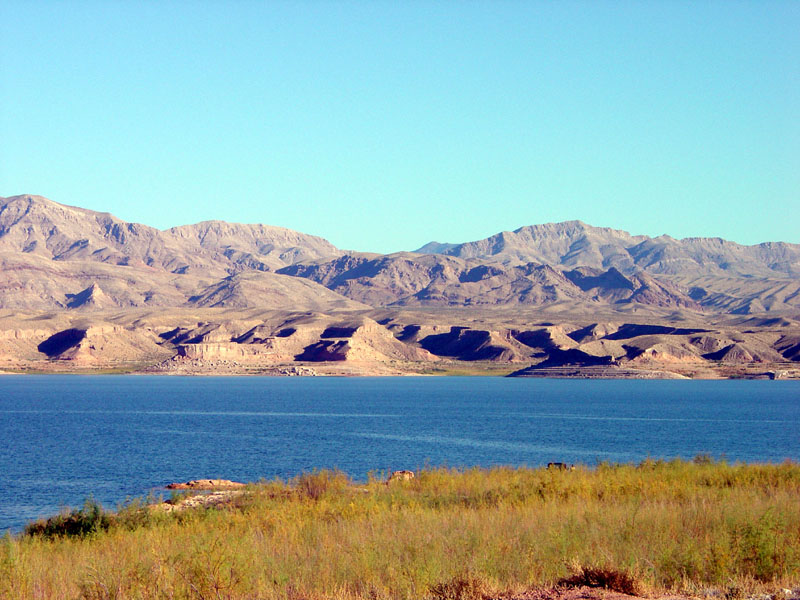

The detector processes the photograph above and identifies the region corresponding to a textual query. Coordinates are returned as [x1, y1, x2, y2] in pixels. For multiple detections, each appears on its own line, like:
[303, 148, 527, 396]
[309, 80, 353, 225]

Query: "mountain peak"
[65, 283, 114, 309]
[514, 219, 589, 232]
[414, 241, 458, 255]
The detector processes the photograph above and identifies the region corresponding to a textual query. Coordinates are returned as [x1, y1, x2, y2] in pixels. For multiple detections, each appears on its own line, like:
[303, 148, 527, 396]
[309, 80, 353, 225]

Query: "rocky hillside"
[0, 195, 351, 311]
[278, 255, 700, 310]
[416, 221, 800, 279]
[168, 220, 340, 272]
[0, 195, 341, 276]
[1, 194, 798, 315]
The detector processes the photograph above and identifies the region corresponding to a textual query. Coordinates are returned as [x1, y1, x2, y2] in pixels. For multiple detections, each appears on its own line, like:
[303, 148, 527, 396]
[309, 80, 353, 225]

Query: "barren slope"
[0, 195, 341, 274]
[0, 195, 352, 311]
[279, 254, 699, 310]
[417, 221, 800, 278]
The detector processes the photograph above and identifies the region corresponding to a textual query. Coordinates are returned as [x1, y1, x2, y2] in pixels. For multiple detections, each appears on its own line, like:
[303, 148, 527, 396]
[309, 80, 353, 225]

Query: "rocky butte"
[1, 194, 799, 379]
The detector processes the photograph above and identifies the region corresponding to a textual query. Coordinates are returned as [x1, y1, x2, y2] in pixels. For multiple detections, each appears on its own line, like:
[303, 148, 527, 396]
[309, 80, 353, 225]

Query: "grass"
[414, 361, 520, 376]
[0, 362, 158, 375]
[2, 460, 799, 599]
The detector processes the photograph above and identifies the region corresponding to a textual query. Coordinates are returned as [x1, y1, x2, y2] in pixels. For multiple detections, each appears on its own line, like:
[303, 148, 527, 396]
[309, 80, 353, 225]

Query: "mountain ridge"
[415, 221, 800, 279]
[0, 195, 341, 274]
[1, 194, 799, 314]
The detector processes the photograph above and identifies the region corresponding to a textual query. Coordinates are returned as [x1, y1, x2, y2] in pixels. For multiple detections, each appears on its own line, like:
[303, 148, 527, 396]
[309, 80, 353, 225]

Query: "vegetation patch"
[23, 498, 112, 539]
[3, 460, 800, 600]
[429, 574, 490, 600]
[558, 566, 640, 595]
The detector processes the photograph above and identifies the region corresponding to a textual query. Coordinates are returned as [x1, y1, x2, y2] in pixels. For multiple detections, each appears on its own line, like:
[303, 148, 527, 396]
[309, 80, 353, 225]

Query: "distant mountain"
[0, 194, 216, 274]
[415, 221, 800, 279]
[414, 241, 459, 255]
[278, 253, 700, 310]
[1, 194, 798, 314]
[0, 195, 348, 310]
[168, 220, 340, 272]
[0, 195, 341, 276]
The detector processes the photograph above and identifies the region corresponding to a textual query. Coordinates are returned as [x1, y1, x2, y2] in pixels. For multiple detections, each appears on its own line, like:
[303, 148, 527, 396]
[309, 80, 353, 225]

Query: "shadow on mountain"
[420, 327, 515, 361]
[320, 327, 358, 339]
[535, 348, 616, 368]
[564, 267, 634, 292]
[38, 329, 86, 357]
[605, 324, 709, 340]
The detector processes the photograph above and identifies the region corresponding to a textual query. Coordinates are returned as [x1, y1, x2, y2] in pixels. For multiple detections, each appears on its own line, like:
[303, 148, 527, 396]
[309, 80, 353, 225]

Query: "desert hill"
[1, 307, 797, 379]
[187, 271, 368, 311]
[0, 195, 341, 276]
[278, 255, 700, 310]
[416, 221, 800, 278]
[0, 250, 365, 312]
[0, 195, 352, 311]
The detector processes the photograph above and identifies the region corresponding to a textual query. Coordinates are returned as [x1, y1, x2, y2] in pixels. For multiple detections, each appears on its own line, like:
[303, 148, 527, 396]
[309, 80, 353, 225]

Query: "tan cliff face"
[0, 308, 797, 379]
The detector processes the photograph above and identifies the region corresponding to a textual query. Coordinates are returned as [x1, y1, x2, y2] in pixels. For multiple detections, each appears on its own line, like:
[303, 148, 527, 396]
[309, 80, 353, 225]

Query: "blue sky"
[1, 1, 798, 253]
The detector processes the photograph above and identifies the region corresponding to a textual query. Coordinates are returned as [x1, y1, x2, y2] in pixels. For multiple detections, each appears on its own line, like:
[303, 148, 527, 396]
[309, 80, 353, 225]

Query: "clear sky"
[1, 1, 798, 253]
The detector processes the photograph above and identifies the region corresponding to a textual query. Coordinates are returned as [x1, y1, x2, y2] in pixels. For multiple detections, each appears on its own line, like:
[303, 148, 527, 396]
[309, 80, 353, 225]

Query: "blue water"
[0, 375, 798, 532]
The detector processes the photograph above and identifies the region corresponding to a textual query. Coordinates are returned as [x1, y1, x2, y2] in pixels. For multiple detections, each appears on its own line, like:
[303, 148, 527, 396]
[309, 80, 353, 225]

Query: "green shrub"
[24, 498, 111, 539]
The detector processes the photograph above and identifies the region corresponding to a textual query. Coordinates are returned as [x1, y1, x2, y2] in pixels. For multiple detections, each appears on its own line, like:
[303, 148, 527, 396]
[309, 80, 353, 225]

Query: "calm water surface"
[1, 375, 798, 532]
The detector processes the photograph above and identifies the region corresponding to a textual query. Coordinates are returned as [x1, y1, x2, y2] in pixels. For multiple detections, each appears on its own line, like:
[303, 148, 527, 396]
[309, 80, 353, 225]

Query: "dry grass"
[2, 460, 799, 600]
[429, 574, 490, 600]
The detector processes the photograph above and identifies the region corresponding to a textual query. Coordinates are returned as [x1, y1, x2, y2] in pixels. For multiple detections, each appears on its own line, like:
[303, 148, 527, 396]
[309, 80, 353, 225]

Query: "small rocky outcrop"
[166, 479, 245, 490]
[387, 470, 415, 484]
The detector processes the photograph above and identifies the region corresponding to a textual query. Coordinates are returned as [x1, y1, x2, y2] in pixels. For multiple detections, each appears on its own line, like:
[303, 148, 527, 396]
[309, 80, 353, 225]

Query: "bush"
[115, 496, 156, 530]
[292, 469, 351, 501]
[24, 498, 111, 539]
[558, 565, 640, 595]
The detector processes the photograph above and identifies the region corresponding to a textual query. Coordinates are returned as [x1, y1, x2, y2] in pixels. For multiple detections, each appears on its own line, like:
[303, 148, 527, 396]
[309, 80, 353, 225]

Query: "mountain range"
[1, 194, 798, 315]
[2, 194, 799, 379]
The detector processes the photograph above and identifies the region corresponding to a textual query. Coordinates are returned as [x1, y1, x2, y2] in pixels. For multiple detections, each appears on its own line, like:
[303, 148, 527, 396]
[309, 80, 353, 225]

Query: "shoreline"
[2, 361, 798, 379]
[9, 457, 800, 533]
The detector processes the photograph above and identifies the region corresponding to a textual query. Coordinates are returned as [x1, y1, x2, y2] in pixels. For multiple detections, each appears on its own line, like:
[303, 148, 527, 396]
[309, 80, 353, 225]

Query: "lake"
[1, 375, 798, 532]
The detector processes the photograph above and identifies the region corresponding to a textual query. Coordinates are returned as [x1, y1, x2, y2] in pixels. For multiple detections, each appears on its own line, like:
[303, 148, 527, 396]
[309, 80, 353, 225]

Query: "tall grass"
[2, 460, 799, 599]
